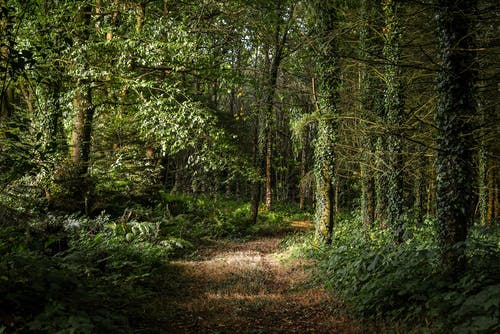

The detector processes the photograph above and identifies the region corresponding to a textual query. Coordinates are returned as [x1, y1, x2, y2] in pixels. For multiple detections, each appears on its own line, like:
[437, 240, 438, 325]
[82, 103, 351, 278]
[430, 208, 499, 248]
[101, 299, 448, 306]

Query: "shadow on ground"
[156, 223, 362, 333]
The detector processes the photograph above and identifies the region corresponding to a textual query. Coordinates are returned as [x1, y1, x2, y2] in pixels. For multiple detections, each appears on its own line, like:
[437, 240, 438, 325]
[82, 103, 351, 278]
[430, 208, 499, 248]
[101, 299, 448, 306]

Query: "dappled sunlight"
[161, 236, 361, 333]
[291, 220, 314, 231]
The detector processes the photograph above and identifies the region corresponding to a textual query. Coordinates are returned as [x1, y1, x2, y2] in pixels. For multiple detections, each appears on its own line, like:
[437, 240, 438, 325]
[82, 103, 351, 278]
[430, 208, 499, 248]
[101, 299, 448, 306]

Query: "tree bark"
[71, 86, 95, 212]
[434, 0, 477, 279]
[486, 163, 495, 225]
[265, 129, 272, 210]
[62, 5, 96, 213]
[250, 116, 261, 224]
[383, 0, 405, 243]
[136, 2, 146, 33]
[359, 0, 381, 229]
[375, 137, 388, 224]
[478, 144, 488, 225]
[311, 2, 341, 246]
[299, 130, 307, 210]
[414, 154, 427, 227]
[263, 5, 292, 211]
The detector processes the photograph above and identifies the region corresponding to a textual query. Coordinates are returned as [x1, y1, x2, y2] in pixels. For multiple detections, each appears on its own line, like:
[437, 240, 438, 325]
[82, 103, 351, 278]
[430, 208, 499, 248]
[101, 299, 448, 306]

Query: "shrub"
[313, 216, 500, 333]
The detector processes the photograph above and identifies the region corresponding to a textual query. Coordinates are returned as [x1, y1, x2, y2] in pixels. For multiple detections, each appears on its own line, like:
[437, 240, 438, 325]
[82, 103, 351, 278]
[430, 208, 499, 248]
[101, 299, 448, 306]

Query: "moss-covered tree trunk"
[434, 0, 477, 278]
[311, 1, 341, 246]
[383, 0, 405, 243]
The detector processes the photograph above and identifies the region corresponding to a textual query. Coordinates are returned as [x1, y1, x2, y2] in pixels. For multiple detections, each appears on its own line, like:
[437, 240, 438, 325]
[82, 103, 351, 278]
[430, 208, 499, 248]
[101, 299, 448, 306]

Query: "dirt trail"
[160, 224, 361, 333]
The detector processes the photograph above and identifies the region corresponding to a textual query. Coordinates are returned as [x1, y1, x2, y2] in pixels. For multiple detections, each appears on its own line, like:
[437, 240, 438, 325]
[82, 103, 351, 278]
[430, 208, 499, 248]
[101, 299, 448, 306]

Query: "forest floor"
[157, 221, 363, 334]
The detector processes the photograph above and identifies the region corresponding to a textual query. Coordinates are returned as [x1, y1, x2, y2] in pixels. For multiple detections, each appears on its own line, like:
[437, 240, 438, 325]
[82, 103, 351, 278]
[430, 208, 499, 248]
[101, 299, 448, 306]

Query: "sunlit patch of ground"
[290, 220, 314, 231]
[159, 227, 362, 333]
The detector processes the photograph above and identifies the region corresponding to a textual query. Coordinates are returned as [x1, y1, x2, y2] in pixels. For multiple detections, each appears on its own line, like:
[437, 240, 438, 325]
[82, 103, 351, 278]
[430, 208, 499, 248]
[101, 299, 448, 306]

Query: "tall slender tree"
[311, 0, 341, 245]
[383, 0, 405, 242]
[68, 4, 96, 212]
[359, 0, 382, 229]
[434, 0, 477, 278]
[264, 4, 292, 211]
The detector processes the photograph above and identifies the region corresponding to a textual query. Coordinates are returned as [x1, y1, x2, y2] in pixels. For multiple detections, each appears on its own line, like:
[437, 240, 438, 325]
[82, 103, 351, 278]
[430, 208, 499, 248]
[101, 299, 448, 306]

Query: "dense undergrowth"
[302, 214, 500, 333]
[2, 193, 498, 333]
[0, 194, 309, 333]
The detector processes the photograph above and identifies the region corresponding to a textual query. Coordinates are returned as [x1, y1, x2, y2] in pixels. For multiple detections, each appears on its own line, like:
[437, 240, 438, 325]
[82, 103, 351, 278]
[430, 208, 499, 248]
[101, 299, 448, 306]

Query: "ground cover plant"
[0, 196, 312, 333]
[308, 215, 500, 333]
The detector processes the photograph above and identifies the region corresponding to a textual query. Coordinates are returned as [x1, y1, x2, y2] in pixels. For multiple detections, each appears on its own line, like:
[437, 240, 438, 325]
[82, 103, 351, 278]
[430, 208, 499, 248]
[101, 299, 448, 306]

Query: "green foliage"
[310, 216, 500, 333]
[0, 195, 307, 331]
[158, 193, 298, 241]
[0, 213, 171, 333]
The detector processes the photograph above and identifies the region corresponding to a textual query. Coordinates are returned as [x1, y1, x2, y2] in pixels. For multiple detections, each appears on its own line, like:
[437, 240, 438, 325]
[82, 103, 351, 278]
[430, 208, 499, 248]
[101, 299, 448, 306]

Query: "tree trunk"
[71, 86, 95, 212]
[414, 154, 427, 227]
[375, 137, 388, 224]
[359, 0, 381, 229]
[48, 81, 65, 153]
[265, 128, 272, 210]
[65, 5, 95, 213]
[250, 116, 261, 224]
[486, 163, 495, 225]
[299, 130, 307, 210]
[311, 2, 341, 246]
[361, 162, 375, 228]
[383, 0, 405, 243]
[434, 0, 477, 279]
[478, 145, 488, 225]
[493, 174, 499, 226]
[0, 86, 14, 120]
[136, 2, 145, 33]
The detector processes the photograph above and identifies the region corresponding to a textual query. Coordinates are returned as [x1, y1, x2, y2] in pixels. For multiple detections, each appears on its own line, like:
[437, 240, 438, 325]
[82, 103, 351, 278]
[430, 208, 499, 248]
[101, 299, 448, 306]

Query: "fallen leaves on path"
[158, 232, 362, 333]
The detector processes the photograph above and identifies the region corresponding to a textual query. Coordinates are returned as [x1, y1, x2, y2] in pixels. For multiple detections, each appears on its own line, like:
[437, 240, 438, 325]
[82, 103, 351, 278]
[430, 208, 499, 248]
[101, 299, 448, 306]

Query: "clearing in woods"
[158, 221, 362, 333]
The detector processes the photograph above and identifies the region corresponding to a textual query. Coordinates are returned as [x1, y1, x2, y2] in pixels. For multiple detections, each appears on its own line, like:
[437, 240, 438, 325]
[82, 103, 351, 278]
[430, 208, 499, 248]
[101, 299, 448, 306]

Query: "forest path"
[159, 222, 361, 333]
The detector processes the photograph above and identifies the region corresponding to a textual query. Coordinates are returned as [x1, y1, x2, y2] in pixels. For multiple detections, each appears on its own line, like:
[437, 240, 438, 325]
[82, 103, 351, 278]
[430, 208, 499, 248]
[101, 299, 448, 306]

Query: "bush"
[0, 197, 310, 332]
[0, 214, 171, 333]
[312, 216, 500, 333]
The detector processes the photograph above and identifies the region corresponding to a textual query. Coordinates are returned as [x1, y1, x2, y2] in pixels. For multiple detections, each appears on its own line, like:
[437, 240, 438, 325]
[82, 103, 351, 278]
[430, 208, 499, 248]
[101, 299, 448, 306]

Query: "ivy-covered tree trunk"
[383, 0, 405, 242]
[311, 1, 341, 246]
[359, 0, 382, 229]
[375, 136, 388, 223]
[314, 119, 336, 245]
[414, 153, 427, 227]
[299, 128, 308, 210]
[478, 137, 488, 226]
[486, 162, 498, 227]
[434, 0, 477, 278]
[265, 122, 273, 211]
